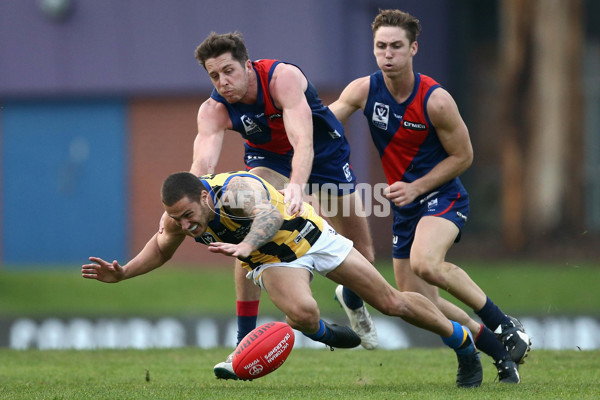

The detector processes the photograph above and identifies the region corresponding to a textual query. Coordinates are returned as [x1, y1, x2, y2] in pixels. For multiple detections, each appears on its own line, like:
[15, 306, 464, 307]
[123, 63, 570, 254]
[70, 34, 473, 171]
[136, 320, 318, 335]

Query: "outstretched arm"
[270, 63, 313, 216]
[190, 99, 231, 176]
[82, 220, 186, 283]
[208, 176, 284, 259]
[159, 99, 230, 233]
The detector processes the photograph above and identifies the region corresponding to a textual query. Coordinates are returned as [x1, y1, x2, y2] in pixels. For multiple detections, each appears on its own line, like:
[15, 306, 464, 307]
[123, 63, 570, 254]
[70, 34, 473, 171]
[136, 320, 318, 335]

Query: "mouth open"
[188, 223, 199, 234]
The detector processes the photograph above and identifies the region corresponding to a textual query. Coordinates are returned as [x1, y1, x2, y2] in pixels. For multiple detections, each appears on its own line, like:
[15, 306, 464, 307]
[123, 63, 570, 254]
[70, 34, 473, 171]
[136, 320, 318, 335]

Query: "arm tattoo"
[225, 177, 283, 250]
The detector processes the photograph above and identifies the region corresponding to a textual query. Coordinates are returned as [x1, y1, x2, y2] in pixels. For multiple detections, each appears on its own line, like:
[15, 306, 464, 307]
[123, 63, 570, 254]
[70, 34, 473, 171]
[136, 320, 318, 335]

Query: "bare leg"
[394, 258, 482, 336]
[410, 217, 486, 310]
[326, 248, 453, 336]
[259, 266, 320, 333]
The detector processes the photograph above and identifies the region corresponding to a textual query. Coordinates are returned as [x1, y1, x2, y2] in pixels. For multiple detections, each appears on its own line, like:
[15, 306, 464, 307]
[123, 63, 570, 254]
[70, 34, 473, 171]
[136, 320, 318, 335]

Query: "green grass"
[1, 261, 599, 398]
[0, 260, 598, 317]
[0, 348, 598, 399]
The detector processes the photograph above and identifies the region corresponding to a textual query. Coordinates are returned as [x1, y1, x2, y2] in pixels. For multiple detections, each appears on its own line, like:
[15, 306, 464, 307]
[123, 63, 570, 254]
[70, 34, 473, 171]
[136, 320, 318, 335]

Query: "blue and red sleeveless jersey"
[210, 59, 346, 160]
[364, 71, 463, 189]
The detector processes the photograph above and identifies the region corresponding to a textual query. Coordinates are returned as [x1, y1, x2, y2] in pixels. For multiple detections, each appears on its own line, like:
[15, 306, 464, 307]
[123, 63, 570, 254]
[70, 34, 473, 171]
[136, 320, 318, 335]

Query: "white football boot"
[213, 351, 238, 380]
[334, 284, 378, 350]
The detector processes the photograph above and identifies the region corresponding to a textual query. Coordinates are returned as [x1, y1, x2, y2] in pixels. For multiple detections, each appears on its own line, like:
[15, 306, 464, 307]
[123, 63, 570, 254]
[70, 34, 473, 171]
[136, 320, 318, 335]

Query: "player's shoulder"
[427, 86, 455, 110]
[197, 97, 230, 122]
[340, 75, 371, 102]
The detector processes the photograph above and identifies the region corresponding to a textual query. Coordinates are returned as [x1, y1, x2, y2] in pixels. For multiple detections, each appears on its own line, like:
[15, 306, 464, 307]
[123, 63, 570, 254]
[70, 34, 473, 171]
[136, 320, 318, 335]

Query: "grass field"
[1, 260, 599, 399]
[0, 348, 598, 399]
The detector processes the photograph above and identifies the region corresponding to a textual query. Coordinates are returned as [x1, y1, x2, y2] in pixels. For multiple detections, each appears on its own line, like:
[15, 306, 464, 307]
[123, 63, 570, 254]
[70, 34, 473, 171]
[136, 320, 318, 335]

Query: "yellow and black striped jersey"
[194, 171, 324, 270]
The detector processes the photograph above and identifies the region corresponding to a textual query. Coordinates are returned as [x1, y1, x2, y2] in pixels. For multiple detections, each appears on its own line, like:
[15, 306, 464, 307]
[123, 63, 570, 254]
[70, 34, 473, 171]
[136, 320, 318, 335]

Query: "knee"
[372, 291, 410, 317]
[285, 299, 320, 331]
[410, 255, 440, 283]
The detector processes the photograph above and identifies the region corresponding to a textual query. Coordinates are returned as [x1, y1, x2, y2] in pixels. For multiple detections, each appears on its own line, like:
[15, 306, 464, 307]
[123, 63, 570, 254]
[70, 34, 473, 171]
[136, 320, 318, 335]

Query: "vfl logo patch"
[197, 233, 217, 244]
[402, 120, 427, 131]
[372, 102, 389, 130]
[241, 115, 262, 135]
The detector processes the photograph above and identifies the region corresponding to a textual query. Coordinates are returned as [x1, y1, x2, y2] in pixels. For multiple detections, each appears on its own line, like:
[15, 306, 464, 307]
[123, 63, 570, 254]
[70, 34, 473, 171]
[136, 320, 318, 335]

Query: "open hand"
[81, 257, 125, 283]
[207, 242, 253, 259]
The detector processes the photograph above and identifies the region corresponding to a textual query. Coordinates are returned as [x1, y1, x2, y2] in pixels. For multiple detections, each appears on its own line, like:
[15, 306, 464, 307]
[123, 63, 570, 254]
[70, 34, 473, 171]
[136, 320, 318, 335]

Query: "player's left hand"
[384, 181, 419, 207]
[81, 257, 125, 283]
[208, 242, 253, 258]
[283, 183, 304, 216]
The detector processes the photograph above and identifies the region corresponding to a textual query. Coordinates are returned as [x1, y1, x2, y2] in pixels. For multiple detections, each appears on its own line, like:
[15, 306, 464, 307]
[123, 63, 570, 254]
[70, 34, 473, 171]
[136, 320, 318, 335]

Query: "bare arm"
[160, 99, 230, 233]
[190, 98, 231, 176]
[82, 218, 186, 283]
[208, 176, 283, 258]
[269, 63, 314, 215]
[328, 76, 370, 124]
[385, 88, 473, 206]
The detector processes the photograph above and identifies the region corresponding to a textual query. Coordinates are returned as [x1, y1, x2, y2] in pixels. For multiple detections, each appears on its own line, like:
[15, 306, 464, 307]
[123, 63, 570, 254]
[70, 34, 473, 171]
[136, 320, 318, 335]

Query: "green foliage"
[0, 348, 598, 399]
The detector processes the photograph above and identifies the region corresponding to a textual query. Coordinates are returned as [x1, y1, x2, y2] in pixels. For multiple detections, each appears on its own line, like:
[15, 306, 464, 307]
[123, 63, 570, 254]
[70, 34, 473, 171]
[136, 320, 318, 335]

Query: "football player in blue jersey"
[329, 9, 530, 384]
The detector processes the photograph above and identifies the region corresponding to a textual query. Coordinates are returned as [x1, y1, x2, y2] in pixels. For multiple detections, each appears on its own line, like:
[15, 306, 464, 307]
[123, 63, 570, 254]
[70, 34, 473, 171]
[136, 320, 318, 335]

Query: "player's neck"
[239, 65, 258, 104]
[382, 68, 415, 104]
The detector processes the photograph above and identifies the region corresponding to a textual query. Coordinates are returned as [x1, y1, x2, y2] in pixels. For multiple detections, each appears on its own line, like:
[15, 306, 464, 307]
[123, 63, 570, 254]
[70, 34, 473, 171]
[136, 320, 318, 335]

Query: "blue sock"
[474, 324, 510, 361]
[236, 315, 258, 345]
[342, 287, 364, 309]
[303, 319, 331, 343]
[474, 297, 510, 332]
[442, 321, 471, 353]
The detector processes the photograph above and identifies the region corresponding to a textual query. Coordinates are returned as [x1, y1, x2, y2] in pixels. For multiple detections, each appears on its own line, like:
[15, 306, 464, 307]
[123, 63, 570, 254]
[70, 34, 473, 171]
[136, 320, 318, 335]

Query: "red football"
[232, 321, 295, 380]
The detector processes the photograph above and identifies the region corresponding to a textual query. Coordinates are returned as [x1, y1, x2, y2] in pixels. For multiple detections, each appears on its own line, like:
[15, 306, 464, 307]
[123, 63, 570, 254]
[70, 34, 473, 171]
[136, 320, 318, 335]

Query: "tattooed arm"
[207, 176, 284, 259]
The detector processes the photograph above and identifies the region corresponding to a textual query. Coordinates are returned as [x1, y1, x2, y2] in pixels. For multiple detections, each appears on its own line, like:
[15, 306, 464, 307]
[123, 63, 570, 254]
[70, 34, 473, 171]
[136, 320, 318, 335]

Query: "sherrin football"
[232, 321, 295, 380]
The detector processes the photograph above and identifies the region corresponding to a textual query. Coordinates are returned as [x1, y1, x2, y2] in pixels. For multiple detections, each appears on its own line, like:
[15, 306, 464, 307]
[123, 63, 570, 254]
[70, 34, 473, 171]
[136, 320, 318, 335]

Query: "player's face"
[373, 26, 417, 76]
[205, 53, 251, 103]
[165, 194, 211, 238]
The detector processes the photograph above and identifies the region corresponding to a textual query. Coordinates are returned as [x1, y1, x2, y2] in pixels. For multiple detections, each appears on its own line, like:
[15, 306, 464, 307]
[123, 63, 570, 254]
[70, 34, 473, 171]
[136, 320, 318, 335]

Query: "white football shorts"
[246, 220, 354, 290]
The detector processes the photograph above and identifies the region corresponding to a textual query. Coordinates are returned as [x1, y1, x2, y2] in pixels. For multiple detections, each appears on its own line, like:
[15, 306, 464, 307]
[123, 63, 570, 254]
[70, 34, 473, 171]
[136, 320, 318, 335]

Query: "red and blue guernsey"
[364, 71, 467, 199]
[210, 59, 354, 186]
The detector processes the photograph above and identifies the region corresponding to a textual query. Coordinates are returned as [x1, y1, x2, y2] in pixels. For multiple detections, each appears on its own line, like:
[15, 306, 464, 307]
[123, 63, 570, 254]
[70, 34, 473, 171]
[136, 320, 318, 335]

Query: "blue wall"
[1, 100, 128, 265]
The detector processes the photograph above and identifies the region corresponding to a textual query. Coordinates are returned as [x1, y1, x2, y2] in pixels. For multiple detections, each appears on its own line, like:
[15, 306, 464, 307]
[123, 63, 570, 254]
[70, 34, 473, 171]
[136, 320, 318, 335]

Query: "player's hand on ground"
[384, 181, 419, 207]
[283, 183, 304, 216]
[81, 257, 125, 283]
[207, 242, 253, 259]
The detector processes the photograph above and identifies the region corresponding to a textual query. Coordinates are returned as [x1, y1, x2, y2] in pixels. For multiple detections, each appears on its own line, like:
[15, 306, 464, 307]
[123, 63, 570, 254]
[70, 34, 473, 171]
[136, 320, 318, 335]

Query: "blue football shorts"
[392, 184, 469, 259]
[244, 144, 357, 196]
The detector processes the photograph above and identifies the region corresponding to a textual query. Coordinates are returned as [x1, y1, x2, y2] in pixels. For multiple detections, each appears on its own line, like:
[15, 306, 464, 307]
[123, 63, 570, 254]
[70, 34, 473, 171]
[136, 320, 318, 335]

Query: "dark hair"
[161, 172, 204, 206]
[194, 31, 249, 69]
[372, 9, 421, 44]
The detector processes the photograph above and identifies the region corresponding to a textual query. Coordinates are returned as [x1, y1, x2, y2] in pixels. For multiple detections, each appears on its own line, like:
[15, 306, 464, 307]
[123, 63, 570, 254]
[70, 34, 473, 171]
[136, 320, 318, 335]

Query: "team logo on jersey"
[328, 129, 342, 139]
[294, 222, 315, 244]
[241, 115, 262, 135]
[197, 233, 217, 244]
[402, 120, 427, 131]
[267, 113, 282, 121]
[343, 163, 352, 182]
[372, 102, 389, 130]
[427, 198, 438, 210]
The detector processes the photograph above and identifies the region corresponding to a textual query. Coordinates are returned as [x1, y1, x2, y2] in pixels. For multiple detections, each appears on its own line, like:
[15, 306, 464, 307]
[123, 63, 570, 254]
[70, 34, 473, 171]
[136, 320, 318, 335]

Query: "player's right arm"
[160, 99, 231, 233]
[189, 98, 232, 176]
[328, 76, 370, 124]
[82, 217, 186, 283]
